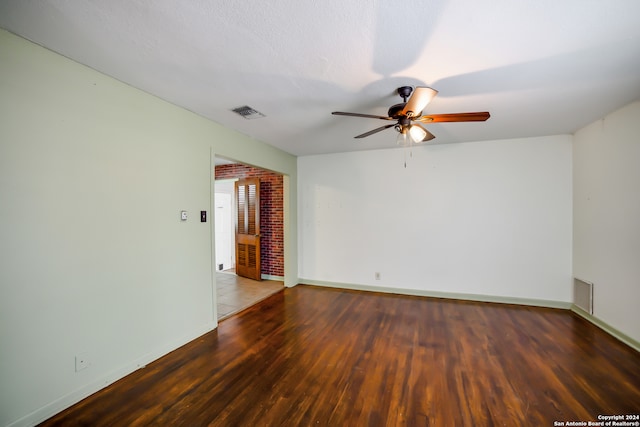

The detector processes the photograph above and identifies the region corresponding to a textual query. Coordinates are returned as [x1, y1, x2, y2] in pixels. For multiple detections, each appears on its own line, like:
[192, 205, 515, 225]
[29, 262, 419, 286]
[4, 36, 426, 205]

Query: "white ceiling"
[2, 0, 639, 156]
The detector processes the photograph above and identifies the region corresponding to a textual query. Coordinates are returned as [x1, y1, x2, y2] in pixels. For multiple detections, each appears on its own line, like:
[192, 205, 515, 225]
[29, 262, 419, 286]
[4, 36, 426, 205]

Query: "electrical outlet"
[75, 353, 90, 372]
[375, 272, 381, 280]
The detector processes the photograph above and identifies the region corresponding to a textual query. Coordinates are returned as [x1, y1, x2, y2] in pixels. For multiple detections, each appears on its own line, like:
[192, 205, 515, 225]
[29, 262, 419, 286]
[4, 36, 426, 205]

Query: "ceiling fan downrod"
[397, 86, 413, 102]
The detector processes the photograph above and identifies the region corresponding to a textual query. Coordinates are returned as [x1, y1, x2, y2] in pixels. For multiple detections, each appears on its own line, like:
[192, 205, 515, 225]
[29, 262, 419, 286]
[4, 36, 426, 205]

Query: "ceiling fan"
[332, 86, 490, 145]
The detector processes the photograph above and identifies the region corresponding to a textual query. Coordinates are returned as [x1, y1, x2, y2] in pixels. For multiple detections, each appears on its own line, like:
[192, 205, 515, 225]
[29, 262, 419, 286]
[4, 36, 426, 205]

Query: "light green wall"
[0, 29, 296, 427]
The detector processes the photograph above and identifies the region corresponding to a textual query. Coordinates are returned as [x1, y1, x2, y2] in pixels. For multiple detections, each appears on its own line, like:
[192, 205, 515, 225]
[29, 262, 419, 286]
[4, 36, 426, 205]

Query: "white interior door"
[214, 193, 232, 270]
[214, 179, 236, 271]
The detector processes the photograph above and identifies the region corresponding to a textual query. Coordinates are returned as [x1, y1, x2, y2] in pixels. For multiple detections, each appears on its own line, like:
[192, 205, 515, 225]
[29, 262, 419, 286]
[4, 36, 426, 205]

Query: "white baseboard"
[11, 321, 217, 427]
[570, 305, 640, 353]
[298, 278, 572, 309]
[261, 274, 285, 281]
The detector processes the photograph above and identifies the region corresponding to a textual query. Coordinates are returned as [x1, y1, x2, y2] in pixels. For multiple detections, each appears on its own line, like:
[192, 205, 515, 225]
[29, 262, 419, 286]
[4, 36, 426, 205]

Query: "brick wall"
[215, 164, 284, 278]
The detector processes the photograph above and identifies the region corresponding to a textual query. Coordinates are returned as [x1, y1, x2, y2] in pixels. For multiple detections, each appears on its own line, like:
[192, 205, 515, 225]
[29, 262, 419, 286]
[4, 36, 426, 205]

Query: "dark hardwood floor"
[40, 285, 640, 426]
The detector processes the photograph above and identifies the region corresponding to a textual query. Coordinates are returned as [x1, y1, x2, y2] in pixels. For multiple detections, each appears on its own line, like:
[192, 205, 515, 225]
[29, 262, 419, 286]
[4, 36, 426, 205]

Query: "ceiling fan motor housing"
[388, 103, 407, 119]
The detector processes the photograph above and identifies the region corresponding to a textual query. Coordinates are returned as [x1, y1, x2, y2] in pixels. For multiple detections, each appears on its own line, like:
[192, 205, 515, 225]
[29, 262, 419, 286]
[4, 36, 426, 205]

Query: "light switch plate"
[181, 210, 187, 221]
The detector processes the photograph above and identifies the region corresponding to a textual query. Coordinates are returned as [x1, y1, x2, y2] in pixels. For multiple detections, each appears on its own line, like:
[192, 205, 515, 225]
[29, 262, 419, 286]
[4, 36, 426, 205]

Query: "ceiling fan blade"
[416, 112, 491, 123]
[355, 124, 395, 138]
[401, 86, 438, 117]
[332, 111, 394, 120]
[413, 124, 436, 141]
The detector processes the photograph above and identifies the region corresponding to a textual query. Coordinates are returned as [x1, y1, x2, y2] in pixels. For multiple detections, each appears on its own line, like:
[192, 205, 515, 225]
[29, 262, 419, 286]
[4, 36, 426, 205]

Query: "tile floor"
[216, 271, 284, 320]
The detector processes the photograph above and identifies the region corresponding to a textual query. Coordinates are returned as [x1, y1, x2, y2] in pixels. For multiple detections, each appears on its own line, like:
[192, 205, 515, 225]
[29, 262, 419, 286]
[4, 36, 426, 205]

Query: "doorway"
[214, 159, 285, 320]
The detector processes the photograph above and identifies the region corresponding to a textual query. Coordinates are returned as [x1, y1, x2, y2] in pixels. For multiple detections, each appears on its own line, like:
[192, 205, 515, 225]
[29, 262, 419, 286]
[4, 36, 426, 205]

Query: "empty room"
[1, 1, 639, 426]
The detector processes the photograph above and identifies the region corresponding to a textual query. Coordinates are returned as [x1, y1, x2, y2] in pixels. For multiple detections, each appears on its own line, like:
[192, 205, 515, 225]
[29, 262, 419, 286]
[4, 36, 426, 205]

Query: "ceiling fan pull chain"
[404, 144, 408, 168]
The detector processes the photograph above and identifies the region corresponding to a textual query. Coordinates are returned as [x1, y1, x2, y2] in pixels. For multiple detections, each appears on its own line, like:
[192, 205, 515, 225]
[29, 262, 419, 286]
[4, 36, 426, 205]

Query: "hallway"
[216, 272, 284, 320]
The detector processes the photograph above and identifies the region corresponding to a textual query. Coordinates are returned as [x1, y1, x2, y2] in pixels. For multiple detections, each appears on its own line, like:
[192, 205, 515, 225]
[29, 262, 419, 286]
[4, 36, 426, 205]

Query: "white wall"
[573, 101, 640, 343]
[0, 30, 296, 427]
[298, 135, 573, 303]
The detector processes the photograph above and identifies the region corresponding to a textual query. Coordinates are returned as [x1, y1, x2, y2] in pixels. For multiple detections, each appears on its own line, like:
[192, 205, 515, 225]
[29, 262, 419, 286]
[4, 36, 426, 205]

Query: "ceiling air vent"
[231, 105, 265, 120]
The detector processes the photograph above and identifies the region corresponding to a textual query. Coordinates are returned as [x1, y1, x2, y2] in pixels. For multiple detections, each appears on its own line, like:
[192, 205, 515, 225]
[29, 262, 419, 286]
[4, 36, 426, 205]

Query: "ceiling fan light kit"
[408, 124, 428, 142]
[332, 85, 490, 147]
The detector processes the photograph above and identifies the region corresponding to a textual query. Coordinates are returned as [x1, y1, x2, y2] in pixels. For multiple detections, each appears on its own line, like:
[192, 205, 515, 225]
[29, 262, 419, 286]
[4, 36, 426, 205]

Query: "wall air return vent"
[231, 105, 265, 120]
[573, 277, 594, 315]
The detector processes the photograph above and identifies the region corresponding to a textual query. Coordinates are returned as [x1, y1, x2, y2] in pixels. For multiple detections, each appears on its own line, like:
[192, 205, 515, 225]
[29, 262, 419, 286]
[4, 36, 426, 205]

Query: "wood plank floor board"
[39, 285, 640, 426]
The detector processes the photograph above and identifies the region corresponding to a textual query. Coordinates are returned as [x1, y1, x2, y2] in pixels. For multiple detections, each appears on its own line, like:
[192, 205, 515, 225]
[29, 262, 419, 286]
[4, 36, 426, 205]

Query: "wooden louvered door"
[235, 178, 261, 280]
